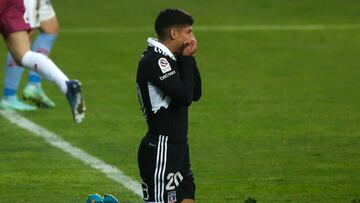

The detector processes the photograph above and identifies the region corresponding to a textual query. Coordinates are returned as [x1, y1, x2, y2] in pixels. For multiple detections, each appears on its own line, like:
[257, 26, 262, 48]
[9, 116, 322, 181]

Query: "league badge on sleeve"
[158, 58, 172, 73]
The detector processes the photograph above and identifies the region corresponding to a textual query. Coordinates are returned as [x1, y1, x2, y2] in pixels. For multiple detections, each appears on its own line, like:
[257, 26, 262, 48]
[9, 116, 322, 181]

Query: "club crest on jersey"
[158, 58, 172, 73]
[167, 191, 177, 203]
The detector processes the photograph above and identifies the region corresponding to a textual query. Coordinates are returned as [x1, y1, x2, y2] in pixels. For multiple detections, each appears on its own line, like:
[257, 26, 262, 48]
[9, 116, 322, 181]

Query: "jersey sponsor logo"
[159, 70, 176, 81]
[158, 58, 172, 73]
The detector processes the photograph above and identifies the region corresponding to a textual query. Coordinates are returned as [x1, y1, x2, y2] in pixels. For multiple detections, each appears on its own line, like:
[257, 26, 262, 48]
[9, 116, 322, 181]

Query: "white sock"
[21, 51, 69, 93]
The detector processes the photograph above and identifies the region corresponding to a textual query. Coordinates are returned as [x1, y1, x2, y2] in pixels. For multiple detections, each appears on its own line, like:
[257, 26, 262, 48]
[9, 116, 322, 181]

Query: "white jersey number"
[166, 172, 184, 190]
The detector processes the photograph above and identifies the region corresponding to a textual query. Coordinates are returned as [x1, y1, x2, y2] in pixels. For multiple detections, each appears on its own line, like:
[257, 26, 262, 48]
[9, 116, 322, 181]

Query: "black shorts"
[138, 134, 195, 203]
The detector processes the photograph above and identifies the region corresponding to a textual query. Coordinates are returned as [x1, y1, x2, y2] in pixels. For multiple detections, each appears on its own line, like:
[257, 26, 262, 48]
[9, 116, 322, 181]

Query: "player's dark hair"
[155, 8, 193, 40]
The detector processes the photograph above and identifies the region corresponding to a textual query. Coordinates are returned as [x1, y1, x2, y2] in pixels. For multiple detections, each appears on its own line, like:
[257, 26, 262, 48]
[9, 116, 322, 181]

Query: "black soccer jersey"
[136, 38, 201, 142]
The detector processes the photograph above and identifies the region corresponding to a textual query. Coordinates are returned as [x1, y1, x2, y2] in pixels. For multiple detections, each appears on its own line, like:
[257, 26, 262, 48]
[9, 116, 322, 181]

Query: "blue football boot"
[23, 84, 55, 108]
[65, 80, 86, 123]
[86, 194, 104, 203]
[0, 97, 37, 111]
[103, 194, 119, 203]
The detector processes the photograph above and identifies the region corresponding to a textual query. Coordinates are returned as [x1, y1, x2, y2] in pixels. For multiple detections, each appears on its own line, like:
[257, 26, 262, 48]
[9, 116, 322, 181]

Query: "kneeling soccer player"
[136, 9, 202, 203]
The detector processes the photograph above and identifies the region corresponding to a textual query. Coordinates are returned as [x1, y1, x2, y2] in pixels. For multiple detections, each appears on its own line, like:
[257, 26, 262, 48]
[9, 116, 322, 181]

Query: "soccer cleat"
[23, 84, 56, 108]
[86, 194, 104, 203]
[0, 97, 37, 111]
[65, 80, 86, 123]
[103, 194, 119, 203]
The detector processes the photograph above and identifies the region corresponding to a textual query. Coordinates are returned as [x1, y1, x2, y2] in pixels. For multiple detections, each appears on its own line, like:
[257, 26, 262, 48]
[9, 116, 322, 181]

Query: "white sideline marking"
[0, 110, 142, 197]
[61, 24, 360, 33]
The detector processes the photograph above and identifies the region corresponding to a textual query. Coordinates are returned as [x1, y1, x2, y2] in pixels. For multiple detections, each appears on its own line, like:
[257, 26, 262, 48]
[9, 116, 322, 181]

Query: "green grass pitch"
[1, 0, 360, 202]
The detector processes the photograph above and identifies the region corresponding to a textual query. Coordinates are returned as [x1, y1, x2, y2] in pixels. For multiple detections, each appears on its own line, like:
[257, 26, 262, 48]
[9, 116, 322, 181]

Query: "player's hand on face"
[182, 38, 197, 56]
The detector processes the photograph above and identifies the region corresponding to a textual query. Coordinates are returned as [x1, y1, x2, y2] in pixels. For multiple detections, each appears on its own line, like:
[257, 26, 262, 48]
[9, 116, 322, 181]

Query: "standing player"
[0, 0, 85, 123]
[136, 9, 201, 203]
[1, 0, 59, 110]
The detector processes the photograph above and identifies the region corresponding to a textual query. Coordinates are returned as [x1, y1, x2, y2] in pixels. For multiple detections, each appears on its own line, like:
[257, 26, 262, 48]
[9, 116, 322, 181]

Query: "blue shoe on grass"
[103, 194, 119, 203]
[65, 80, 86, 123]
[0, 97, 37, 111]
[86, 193, 119, 203]
[23, 84, 55, 108]
[86, 194, 103, 203]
